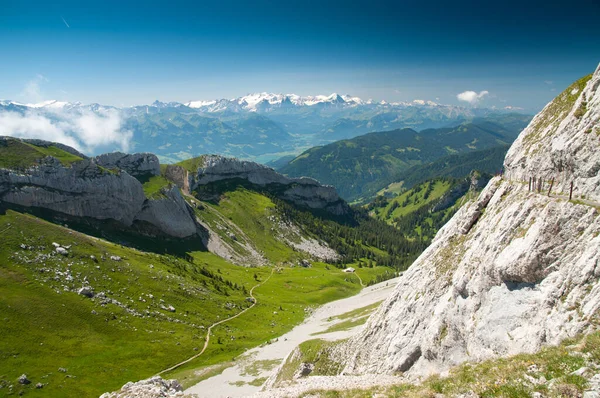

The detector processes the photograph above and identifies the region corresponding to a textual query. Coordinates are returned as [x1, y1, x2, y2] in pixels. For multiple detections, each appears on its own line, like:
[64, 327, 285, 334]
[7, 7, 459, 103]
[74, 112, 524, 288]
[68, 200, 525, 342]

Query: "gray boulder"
[99, 376, 186, 398]
[78, 287, 94, 298]
[18, 374, 30, 385]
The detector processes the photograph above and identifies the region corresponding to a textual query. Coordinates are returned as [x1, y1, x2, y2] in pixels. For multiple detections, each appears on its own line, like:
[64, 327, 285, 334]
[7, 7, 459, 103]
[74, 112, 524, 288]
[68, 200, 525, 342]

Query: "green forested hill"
[367, 174, 488, 243]
[279, 117, 528, 202]
[383, 145, 508, 191]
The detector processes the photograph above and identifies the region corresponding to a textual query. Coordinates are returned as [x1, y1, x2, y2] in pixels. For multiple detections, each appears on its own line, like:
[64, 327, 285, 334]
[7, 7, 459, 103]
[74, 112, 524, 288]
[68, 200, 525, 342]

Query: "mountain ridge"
[279, 118, 530, 202]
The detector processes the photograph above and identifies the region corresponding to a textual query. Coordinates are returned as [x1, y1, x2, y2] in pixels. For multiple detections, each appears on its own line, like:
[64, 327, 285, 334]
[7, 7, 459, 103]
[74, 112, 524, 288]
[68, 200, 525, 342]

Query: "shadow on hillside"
[192, 178, 357, 226]
[0, 203, 208, 258]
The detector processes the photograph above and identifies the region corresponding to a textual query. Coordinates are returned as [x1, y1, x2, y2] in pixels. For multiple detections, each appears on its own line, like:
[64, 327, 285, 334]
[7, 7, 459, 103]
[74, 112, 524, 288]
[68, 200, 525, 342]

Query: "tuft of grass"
[175, 156, 207, 173]
[241, 359, 281, 377]
[142, 175, 172, 199]
[312, 316, 369, 335]
[274, 339, 345, 386]
[248, 377, 268, 386]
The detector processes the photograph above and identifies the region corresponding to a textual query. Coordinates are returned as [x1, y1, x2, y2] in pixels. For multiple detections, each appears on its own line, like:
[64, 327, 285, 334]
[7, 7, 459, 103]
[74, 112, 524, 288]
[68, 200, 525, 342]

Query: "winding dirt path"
[185, 276, 401, 398]
[157, 268, 275, 376]
[353, 271, 365, 287]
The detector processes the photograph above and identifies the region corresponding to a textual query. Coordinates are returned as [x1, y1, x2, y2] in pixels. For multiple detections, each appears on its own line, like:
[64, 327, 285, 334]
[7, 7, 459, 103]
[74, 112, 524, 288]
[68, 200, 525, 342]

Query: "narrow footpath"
[185, 276, 400, 398]
[157, 268, 275, 376]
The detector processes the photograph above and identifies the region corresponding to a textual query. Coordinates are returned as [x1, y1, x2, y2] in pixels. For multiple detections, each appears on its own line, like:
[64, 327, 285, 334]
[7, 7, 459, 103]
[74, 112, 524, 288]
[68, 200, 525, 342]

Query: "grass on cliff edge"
[142, 175, 172, 199]
[284, 333, 600, 398]
[0, 209, 392, 397]
[0, 139, 83, 170]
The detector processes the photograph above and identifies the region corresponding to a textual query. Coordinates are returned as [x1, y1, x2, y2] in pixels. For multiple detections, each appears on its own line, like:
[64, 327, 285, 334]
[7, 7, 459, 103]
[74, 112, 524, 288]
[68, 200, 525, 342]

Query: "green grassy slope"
[372, 179, 453, 221]
[0, 208, 393, 396]
[0, 139, 83, 169]
[282, 331, 600, 398]
[388, 145, 508, 190]
[279, 118, 527, 202]
[366, 176, 483, 242]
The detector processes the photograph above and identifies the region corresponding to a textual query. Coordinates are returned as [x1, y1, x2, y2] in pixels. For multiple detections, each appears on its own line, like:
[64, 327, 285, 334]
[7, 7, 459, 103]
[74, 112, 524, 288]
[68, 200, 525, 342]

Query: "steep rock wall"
[0, 156, 146, 225]
[341, 64, 600, 377]
[135, 186, 197, 238]
[95, 152, 161, 179]
[188, 155, 349, 215]
[0, 143, 199, 239]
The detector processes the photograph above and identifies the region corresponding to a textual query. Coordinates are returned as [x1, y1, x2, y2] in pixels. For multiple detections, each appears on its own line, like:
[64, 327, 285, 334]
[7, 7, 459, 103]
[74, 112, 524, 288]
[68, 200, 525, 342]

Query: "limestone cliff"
[341, 64, 600, 377]
[95, 151, 161, 179]
[179, 155, 349, 215]
[0, 139, 199, 239]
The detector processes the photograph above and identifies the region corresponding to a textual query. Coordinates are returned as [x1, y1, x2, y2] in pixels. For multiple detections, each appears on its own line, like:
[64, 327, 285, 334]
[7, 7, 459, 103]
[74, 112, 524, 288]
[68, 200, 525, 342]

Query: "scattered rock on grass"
[17, 375, 30, 385]
[78, 287, 94, 298]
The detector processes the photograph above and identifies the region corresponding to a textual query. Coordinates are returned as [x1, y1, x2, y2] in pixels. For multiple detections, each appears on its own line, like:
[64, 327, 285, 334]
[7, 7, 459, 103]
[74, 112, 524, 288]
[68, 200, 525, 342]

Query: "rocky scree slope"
[0, 138, 198, 238]
[338, 64, 600, 377]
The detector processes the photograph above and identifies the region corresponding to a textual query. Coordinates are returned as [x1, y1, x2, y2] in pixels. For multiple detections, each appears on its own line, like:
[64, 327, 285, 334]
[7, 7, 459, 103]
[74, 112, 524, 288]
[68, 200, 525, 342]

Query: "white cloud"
[0, 108, 133, 154]
[456, 90, 489, 105]
[20, 74, 48, 104]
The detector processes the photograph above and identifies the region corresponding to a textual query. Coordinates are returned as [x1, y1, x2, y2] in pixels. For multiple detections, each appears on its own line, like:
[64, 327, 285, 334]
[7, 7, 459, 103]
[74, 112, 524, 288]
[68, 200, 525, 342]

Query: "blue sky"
[1, 0, 599, 110]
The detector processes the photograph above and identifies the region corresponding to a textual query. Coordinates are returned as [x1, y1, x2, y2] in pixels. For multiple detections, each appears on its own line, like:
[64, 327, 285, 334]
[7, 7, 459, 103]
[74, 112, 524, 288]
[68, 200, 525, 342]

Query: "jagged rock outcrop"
[95, 152, 161, 179]
[99, 376, 192, 398]
[340, 64, 600, 377]
[0, 139, 199, 239]
[182, 155, 349, 215]
[163, 165, 191, 194]
[135, 186, 197, 238]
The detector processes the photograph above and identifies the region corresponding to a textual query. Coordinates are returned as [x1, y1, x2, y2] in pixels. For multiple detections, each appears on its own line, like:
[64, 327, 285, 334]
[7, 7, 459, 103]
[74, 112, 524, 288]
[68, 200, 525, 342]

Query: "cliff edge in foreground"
[341, 63, 600, 377]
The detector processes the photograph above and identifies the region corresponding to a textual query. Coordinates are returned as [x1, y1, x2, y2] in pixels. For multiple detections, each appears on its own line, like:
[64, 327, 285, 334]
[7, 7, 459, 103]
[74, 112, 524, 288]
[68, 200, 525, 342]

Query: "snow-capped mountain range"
[0, 93, 455, 113]
[0, 93, 530, 164]
[185, 92, 385, 112]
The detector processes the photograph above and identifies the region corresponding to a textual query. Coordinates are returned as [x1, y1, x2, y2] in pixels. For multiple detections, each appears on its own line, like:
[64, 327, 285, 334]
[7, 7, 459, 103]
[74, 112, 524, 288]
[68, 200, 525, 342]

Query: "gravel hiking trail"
[185, 276, 400, 398]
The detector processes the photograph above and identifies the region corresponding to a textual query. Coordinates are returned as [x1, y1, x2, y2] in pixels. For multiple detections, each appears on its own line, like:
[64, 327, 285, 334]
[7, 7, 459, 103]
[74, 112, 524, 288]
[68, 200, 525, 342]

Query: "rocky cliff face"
[186, 155, 349, 215]
[0, 155, 146, 225]
[340, 64, 600, 377]
[504, 64, 600, 202]
[135, 186, 198, 238]
[0, 139, 199, 239]
[95, 152, 161, 179]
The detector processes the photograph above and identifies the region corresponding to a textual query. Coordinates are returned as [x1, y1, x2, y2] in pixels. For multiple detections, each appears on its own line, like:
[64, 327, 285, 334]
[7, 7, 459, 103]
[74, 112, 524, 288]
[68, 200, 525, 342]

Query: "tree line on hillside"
[272, 197, 428, 270]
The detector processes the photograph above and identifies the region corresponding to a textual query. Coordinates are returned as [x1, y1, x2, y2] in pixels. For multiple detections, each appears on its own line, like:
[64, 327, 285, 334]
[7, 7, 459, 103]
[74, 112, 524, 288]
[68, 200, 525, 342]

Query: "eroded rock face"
[190, 155, 349, 215]
[0, 156, 146, 225]
[0, 141, 199, 239]
[504, 63, 600, 203]
[340, 64, 600, 377]
[135, 186, 197, 238]
[95, 152, 160, 179]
